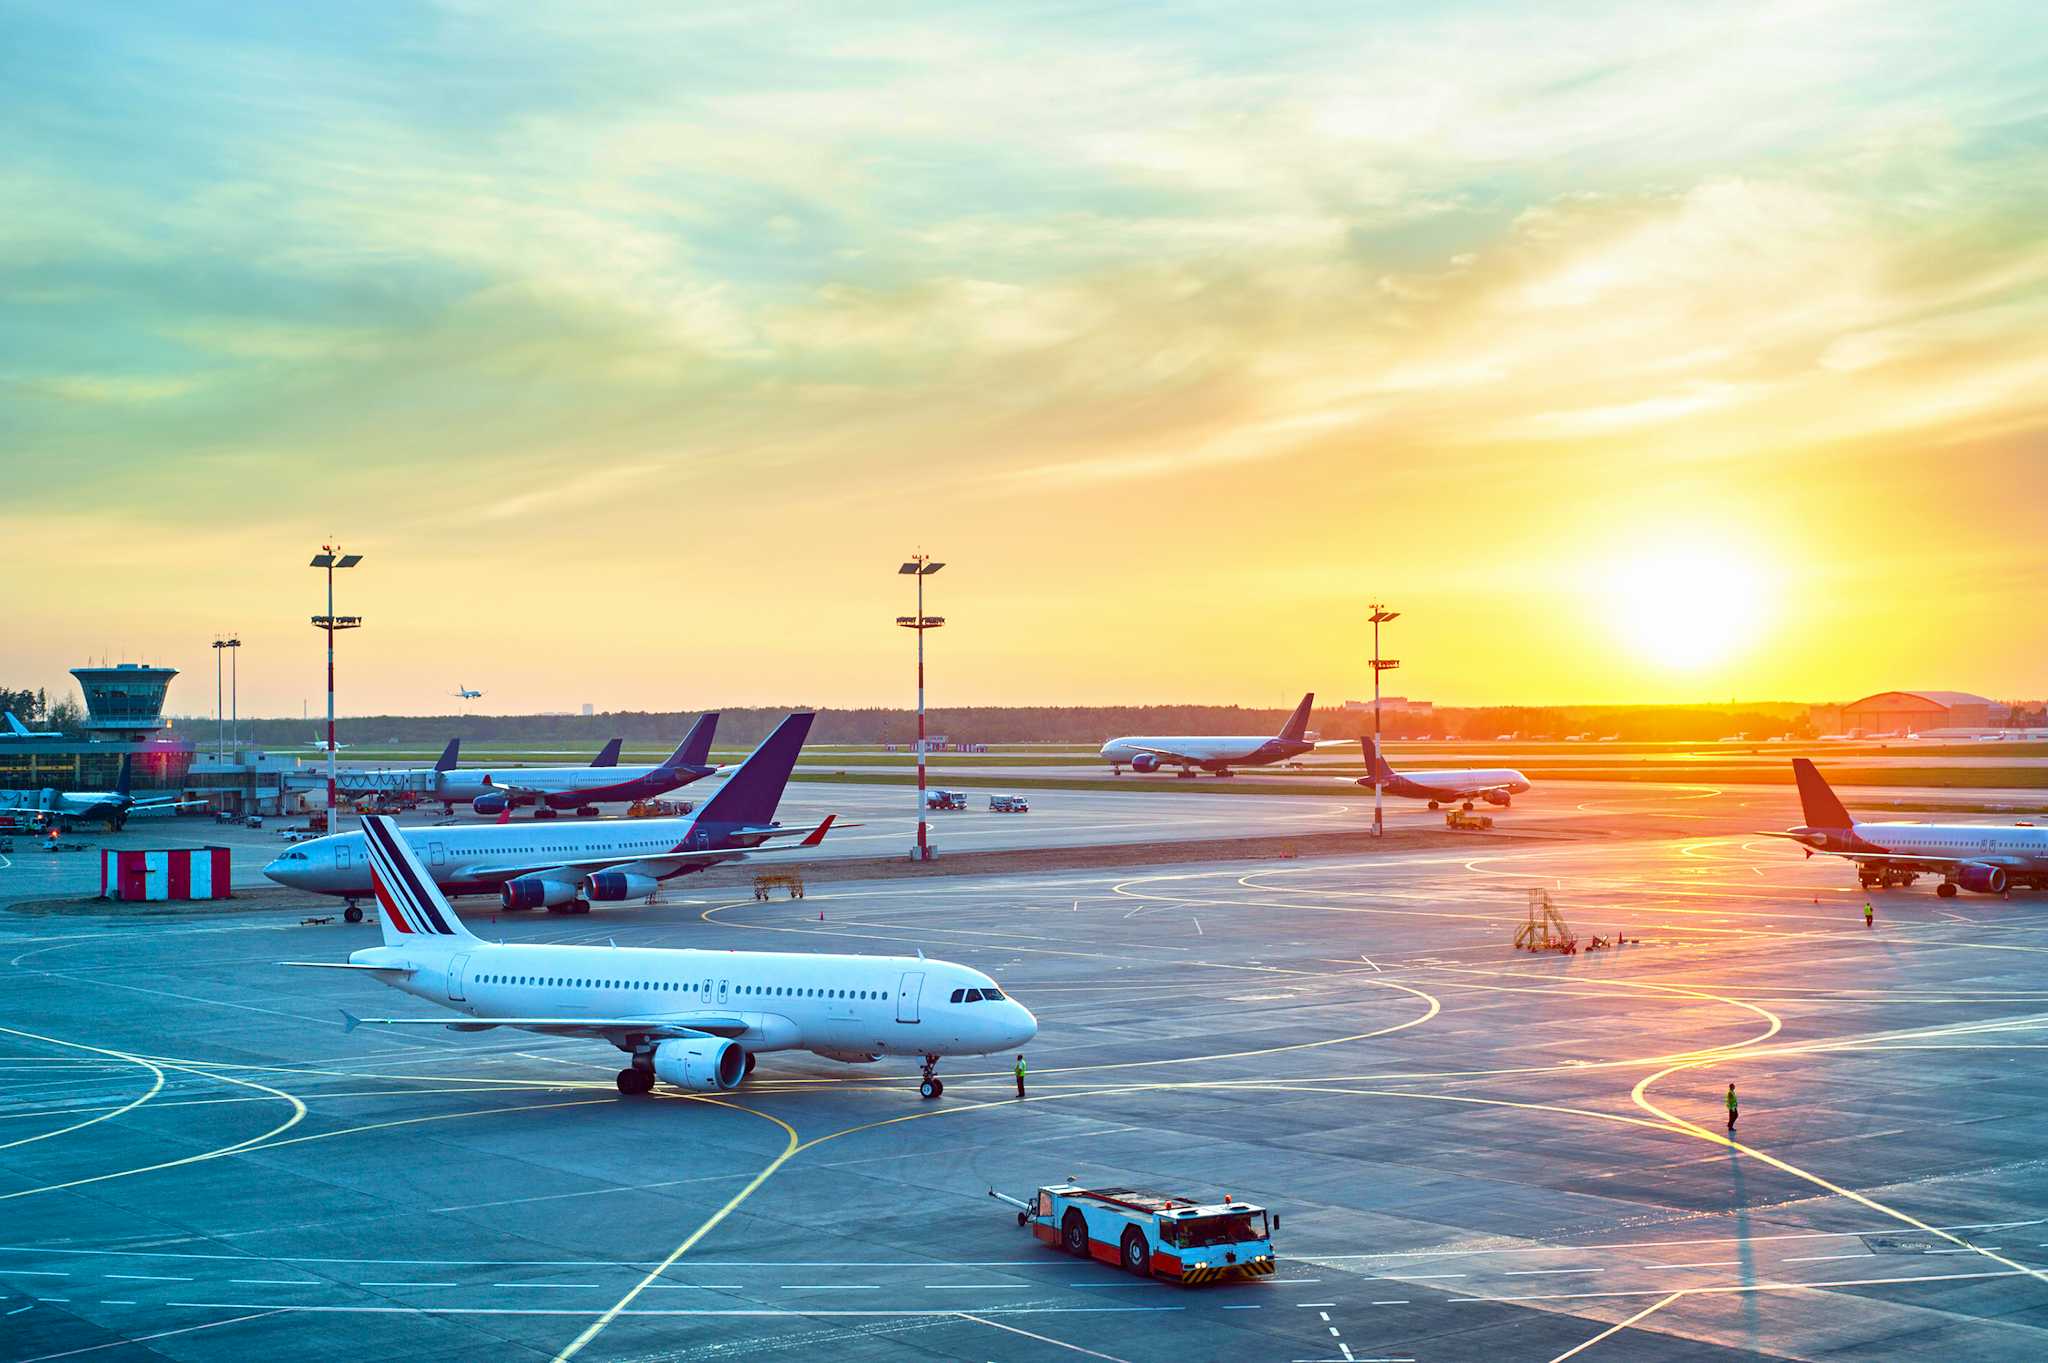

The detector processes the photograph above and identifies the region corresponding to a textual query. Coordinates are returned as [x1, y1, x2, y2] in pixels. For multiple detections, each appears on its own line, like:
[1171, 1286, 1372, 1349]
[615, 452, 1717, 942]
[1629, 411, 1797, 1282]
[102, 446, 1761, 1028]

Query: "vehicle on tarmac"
[990, 1184, 1277, 1285]
[925, 790, 967, 811]
[1768, 757, 2048, 898]
[989, 795, 1029, 813]
[284, 814, 1036, 1100]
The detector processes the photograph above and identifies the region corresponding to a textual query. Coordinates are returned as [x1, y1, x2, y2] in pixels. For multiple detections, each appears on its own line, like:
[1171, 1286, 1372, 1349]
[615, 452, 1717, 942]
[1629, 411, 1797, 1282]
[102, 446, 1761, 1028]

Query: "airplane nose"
[263, 857, 298, 886]
[1006, 1001, 1039, 1048]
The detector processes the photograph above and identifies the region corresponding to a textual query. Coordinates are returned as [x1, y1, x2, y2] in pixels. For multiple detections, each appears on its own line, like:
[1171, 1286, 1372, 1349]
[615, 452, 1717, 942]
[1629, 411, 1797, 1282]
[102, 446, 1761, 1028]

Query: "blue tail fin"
[661, 713, 719, 770]
[433, 739, 461, 772]
[589, 738, 623, 768]
[693, 713, 812, 826]
[1278, 693, 1315, 742]
[4, 711, 28, 737]
[114, 753, 133, 798]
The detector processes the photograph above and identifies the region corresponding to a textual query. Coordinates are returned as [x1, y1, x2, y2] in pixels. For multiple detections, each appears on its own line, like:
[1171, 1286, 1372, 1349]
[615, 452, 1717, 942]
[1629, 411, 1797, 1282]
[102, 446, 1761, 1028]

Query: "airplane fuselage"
[357, 940, 1036, 1061]
[1792, 820, 2048, 889]
[1099, 736, 1313, 772]
[436, 761, 709, 809]
[1364, 767, 1533, 804]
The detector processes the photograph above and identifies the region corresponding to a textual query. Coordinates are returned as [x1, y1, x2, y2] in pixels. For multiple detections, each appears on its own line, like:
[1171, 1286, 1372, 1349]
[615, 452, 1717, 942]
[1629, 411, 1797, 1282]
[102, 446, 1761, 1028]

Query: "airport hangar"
[1811, 689, 2001, 736]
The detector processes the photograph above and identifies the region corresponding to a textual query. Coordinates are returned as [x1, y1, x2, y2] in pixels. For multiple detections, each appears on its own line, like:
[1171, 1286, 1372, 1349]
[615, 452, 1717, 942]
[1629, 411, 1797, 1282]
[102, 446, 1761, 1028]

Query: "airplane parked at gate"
[434, 714, 718, 816]
[267, 712, 832, 916]
[0, 754, 205, 831]
[3, 711, 63, 741]
[283, 812, 1034, 1099]
[1768, 758, 2048, 898]
[1354, 738, 1533, 810]
[1101, 693, 1339, 777]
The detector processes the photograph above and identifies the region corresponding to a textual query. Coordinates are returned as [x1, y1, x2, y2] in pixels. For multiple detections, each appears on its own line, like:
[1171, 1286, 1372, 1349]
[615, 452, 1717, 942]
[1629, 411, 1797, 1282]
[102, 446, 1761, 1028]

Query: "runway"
[4, 803, 2047, 1360]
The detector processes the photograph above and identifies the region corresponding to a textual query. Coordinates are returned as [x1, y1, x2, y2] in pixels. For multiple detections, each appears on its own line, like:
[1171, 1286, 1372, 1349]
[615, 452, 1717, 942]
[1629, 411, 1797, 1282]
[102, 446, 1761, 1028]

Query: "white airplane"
[4, 711, 63, 741]
[308, 733, 351, 752]
[266, 712, 828, 916]
[1768, 758, 2048, 898]
[435, 713, 718, 816]
[0, 754, 207, 831]
[284, 813, 1036, 1099]
[450, 684, 483, 700]
[1354, 737, 1532, 810]
[1101, 693, 1336, 777]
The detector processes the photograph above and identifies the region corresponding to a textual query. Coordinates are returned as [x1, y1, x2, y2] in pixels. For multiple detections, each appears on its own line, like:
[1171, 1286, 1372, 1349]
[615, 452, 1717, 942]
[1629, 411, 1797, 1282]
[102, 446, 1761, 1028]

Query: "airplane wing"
[130, 797, 213, 812]
[1121, 744, 1203, 763]
[462, 817, 845, 882]
[340, 1009, 749, 1043]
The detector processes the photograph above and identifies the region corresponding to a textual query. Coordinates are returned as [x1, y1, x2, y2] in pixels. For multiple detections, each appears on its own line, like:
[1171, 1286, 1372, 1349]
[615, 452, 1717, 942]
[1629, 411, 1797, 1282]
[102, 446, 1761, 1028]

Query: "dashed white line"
[362, 1281, 458, 1288]
[3, 1270, 69, 1277]
[104, 1274, 190, 1282]
[780, 1284, 880, 1291]
[232, 1279, 319, 1286]
[1641, 1261, 1738, 1270]
[1370, 1300, 1409, 1305]
[1504, 1268, 1603, 1276]
[1782, 1254, 1868, 1263]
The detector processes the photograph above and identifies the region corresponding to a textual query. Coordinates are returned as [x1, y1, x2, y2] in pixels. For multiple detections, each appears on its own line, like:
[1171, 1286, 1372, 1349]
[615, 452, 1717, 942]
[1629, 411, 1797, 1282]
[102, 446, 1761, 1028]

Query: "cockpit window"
[982, 985, 1004, 1000]
[950, 988, 964, 1003]
[963, 988, 984, 1002]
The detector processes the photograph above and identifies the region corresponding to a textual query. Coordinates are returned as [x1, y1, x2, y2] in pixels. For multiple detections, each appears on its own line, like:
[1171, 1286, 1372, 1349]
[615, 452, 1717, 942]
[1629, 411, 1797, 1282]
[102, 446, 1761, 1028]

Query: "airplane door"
[335, 845, 351, 871]
[895, 972, 924, 1024]
[429, 841, 446, 868]
[447, 954, 470, 1002]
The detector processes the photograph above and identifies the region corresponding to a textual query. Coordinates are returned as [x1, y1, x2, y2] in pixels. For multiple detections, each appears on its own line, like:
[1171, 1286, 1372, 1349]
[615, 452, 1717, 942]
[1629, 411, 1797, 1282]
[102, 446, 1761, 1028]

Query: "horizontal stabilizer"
[281, 961, 413, 972]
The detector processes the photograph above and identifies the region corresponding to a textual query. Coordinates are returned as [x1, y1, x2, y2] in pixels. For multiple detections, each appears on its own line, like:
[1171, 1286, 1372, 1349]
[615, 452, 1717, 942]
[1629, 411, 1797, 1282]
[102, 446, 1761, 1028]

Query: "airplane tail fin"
[1360, 736, 1399, 782]
[360, 815, 476, 946]
[589, 738, 623, 768]
[662, 713, 719, 770]
[433, 739, 461, 773]
[4, 711, 28, 737]
[1791, 758, 1854, 830]
[693, 713, 813, 827]
[114, 754, 133, 799]
[1278, 692, 1315, 742]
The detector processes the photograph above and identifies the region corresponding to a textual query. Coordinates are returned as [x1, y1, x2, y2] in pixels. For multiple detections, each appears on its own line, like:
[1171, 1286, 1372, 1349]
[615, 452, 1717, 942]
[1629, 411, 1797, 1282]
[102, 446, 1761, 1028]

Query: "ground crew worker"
[1014, 1054, 1027, 1100]
[1725, 1082, 1739, 1131]
[1864, 900, 1874, 929]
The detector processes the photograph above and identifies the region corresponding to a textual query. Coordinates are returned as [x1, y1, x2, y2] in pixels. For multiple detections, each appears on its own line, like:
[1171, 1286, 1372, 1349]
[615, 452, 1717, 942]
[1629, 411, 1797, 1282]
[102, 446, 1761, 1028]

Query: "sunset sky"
[5, 2, 2044, 715]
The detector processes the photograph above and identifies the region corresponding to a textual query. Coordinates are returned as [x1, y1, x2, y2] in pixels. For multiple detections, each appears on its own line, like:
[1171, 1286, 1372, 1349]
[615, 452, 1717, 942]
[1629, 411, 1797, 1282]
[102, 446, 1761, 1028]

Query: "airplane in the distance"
[0, 754, 207, 831]
[451, 684, 483, 701]
[308, 733, 351, 752]
[1768, 757, 2048, 898]
[4, 711, 63, 741]
[283, 812, 1034, 1099]
[432, 713, 719, 816]
[266, 712, 834, 916]
[1101, 693, 1339, 777]
[1354, 737, 1533, 810]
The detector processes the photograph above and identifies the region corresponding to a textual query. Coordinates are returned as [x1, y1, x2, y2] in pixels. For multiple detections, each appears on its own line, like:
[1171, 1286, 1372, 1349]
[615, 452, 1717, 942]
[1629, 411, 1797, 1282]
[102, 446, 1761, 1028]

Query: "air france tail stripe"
[364, 836, 428, 935]
[364, 829, 442, 936]
[364, 820, 454, 934]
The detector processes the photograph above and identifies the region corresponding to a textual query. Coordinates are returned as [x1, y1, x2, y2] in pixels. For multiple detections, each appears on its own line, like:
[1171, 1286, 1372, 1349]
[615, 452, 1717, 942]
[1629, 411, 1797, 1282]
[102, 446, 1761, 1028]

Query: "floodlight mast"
[309, 547, 363, 819]
[211, 637, 240, 763]
[895, 555, 946, 860]
[1369, 605, 1400, 838]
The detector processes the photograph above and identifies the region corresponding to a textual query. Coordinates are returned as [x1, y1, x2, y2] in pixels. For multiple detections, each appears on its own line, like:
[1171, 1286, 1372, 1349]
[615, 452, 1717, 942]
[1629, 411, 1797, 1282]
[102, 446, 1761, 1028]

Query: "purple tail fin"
[1278, 693, 1315, 742]
[1792, 759, 1853, 829]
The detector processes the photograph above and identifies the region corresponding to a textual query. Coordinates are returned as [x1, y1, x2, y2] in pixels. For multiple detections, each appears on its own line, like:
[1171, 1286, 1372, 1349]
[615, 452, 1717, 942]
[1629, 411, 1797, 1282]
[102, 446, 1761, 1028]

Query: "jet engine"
[1483, 790, 1512, 807]
[472, 792, 511, 816]
[1130, 754, 1161, 773]
[651, 1037, 745, 1091]
[586, 870, 659, 902]
[1955, 863, 2009, 896]
[501, 875, 580, 910]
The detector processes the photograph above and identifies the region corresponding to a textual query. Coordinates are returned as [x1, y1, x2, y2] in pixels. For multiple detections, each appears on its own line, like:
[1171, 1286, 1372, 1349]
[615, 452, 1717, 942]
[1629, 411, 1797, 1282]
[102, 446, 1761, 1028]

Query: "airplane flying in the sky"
[1354, 738, 1533, 810]
[432, 713, 719, 815]
[4, 711, 63, 741]
[1100, 693, 1336, 776]
[450, 684, 483, 700]
[267, 712, 831, 915]
[0, 754, 206, 831]
[1769, 757, 2048, 898]
[285, 813, 1033, 1099]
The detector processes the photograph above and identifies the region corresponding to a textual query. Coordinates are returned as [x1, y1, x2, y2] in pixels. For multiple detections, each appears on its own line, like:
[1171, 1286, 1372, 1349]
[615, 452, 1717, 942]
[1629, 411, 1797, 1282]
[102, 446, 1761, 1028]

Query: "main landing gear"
[343, 899, 364, 923]
[616, 1064, 654, 1095]
[532, 807, 558, 820]
[1937, 882, 1959, 899]
[918, 1053, 945, 1100]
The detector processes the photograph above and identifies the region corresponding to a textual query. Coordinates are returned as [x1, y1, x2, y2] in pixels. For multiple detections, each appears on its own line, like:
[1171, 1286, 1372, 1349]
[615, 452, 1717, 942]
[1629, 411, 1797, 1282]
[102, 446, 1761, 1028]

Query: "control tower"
[70, 663, 178, 740]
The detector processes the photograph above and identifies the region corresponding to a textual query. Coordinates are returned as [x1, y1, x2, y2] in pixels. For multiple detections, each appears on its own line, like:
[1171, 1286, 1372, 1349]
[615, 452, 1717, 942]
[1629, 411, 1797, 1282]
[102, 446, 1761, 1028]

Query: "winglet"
[799, 813, 837, 847]
[340, 1009, 361, 1034]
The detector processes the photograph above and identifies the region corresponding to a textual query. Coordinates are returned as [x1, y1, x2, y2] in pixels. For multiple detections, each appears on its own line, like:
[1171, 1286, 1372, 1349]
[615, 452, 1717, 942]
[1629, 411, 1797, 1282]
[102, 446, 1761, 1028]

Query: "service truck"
[925, 789, 967, 811]
[991, 1184, 1277, 1285]
[989, 794, 1030, 813]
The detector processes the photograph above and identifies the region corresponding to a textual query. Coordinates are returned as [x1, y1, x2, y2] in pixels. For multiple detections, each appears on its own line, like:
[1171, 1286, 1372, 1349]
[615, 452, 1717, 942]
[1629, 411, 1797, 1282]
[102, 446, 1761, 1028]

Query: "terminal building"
[0, 664, 194, 795]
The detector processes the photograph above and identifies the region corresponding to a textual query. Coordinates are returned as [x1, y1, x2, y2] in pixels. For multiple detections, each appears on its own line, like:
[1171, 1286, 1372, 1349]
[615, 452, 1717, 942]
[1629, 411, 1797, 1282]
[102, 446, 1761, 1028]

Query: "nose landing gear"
[918, 1053, 945, 1100]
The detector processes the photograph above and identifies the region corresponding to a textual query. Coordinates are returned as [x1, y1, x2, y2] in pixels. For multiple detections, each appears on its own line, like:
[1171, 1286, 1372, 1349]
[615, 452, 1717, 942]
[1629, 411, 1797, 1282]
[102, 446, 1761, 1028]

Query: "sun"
[1609, 541, 1768, 670]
